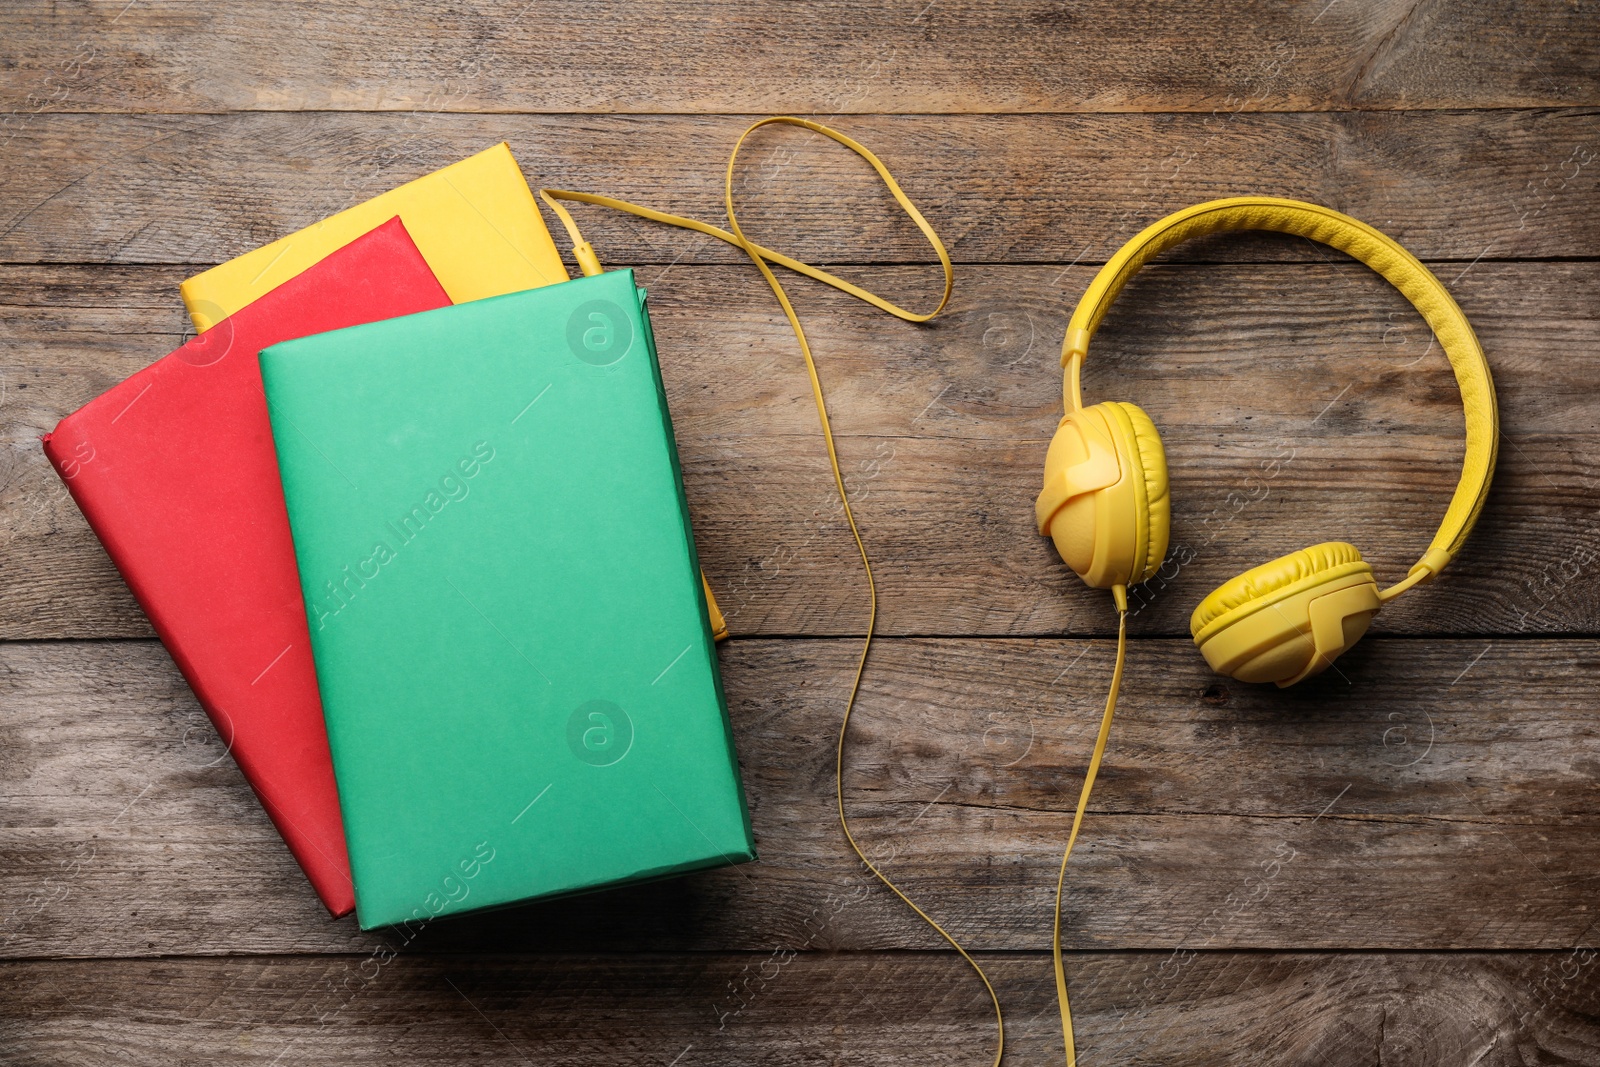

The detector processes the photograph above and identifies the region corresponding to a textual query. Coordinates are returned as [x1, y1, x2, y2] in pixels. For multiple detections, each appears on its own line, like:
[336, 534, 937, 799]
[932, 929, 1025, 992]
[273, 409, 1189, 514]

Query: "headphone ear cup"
[1035, 401, 1170, 589]
[1190, 542, 1382, 687]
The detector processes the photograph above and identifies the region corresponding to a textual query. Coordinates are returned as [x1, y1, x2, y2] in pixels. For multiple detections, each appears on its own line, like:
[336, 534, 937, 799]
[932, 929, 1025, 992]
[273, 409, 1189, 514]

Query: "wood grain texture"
[4, 261, 1596, 640]
[2, 1, 1597, 115]
[6, 4, 1599, 1063]
[5, 637, 1598, 959]
[4, 951, 1600, 1066]
[1, 111, 1598, 268]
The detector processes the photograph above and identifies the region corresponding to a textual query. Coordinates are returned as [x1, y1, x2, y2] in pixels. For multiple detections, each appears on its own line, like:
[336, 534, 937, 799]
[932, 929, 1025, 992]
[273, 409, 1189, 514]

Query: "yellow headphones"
[1037, 196, 1499, 686]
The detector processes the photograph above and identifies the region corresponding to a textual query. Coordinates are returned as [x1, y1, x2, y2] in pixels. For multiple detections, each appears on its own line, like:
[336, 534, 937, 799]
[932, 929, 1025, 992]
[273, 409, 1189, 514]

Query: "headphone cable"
[541, 117, 1002, 1067]
[1053, 586, 1128, 1066]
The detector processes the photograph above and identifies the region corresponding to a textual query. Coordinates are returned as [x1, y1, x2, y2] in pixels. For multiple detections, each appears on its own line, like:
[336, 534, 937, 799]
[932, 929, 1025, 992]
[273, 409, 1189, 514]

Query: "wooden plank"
[4, 637, 1598, 958]
[2, 1, 1596, 115]
[1, 111, 1598, 268]
[5, 950, 1600, 1066]
[3, 261, 1596, 639]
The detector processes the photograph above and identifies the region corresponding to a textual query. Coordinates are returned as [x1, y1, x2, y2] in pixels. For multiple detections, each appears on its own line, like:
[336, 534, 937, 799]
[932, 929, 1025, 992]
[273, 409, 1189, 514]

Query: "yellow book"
[181, 143, 568, 332]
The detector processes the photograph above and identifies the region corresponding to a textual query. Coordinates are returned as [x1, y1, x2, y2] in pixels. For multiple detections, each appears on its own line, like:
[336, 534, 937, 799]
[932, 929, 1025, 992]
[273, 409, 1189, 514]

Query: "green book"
[260, 270, 754, 930]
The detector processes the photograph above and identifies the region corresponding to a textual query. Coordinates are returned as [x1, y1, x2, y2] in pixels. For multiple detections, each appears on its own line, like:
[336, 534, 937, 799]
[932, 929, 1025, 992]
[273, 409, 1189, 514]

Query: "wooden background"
[3, 2, 1599, 1063]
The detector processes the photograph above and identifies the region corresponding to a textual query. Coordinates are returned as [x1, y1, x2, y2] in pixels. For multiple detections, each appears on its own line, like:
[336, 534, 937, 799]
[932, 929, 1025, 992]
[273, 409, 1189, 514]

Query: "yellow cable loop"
[1053, 591, 1128, 1067]
[542, 116, 995, 1067]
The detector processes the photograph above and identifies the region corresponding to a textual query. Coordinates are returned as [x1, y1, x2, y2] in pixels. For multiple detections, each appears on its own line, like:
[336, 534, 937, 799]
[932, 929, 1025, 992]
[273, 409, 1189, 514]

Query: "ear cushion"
[1191, 541, 1365, 635]
[1110, 401, 1170, 585]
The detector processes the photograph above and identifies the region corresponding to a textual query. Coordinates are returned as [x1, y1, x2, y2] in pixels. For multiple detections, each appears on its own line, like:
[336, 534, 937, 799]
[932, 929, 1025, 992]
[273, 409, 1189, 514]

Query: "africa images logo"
[310, 441, 495, 629]
[565, 299, 633, 366]
[565, 700, 633, 766]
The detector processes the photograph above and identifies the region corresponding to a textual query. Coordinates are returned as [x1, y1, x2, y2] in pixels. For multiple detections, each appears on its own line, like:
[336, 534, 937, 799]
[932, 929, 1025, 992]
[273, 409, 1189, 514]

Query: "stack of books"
[44, 145, 753, 929]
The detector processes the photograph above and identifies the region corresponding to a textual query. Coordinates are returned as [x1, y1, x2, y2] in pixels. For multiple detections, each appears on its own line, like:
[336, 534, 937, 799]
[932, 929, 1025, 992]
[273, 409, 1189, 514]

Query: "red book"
[42, 218, 453, 916]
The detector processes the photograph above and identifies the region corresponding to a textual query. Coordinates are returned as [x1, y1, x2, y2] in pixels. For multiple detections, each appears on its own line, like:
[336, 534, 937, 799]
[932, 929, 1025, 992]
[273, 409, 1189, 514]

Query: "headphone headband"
[1059, 196, 1498, 598]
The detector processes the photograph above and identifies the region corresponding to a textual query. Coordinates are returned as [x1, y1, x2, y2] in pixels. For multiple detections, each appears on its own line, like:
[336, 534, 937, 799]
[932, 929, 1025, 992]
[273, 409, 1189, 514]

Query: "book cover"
[180, 143, 568, 332]
[260, 269, 754, 930]
[42, 218, 454, 916]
